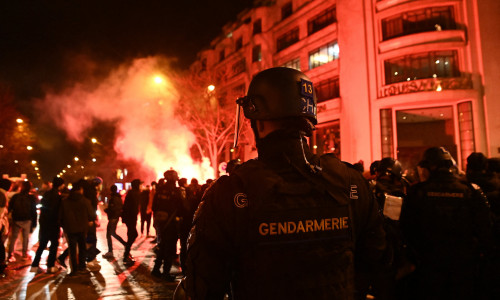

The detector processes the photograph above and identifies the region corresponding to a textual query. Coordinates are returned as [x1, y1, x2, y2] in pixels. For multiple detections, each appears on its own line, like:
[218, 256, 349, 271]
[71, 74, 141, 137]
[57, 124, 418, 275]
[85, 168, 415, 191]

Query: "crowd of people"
[0, 170, 209, 279]
[349, 150, 499, 300]
[0, 67, 499, 300]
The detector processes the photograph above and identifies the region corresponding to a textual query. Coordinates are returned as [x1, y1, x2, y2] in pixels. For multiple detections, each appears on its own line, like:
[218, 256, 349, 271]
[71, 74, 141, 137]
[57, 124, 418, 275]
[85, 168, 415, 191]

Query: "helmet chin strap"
[298, 134, 322, 174]
[233, 103, 242, 148]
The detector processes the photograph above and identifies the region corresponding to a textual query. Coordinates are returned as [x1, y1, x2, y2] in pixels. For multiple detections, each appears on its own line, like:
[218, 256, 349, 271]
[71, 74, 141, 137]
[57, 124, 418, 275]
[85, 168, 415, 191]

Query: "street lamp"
[207, 85, 215, 92]
[27, 146, 33, 150]
[16, 118, 23, 124]
[91, 138, 98, 144]
[154, 76, 164, 84]
[74, 156, 79, 162]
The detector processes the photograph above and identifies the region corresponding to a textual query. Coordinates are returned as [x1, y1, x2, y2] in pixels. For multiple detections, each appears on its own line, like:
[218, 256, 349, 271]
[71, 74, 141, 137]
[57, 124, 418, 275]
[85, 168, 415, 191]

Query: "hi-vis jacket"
[185, 134, 386, 300]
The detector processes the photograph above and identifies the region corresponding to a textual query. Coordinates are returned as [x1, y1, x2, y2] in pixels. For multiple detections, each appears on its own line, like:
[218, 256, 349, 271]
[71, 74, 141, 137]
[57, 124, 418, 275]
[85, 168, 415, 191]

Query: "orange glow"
[154, 76, 164, 84]
[41, 57, 214, 183]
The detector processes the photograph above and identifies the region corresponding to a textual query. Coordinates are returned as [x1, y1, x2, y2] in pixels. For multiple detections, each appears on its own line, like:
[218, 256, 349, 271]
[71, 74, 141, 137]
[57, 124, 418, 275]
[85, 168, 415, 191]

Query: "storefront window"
[312, 121, 340, 158]
[396, 106, 457, 171]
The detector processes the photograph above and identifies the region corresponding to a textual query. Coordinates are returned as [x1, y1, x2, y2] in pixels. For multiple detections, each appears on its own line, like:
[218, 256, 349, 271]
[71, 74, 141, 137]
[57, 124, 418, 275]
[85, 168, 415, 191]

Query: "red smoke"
[40, 56, 214, 183]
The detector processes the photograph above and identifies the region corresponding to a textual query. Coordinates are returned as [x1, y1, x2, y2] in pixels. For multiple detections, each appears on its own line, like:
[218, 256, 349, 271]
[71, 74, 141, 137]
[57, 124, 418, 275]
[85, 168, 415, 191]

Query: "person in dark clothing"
[84, 177, 102, 262]
[151, 170, 184, 281]
[31, 177, 65, 273]
[140, 185, 152, 237]
[400, 147, 493, 300]
[177, 177, 195, 276]
[466, 153, 500, 298]
[0, 178, 12, 276]
[59, 179, 95, 275]
[102, 185, 126, 259]
[7, 181, 37, 261]
[181, 68, 386, 299]
[357, 157, 410, 300]
[122, 179, 142, 265]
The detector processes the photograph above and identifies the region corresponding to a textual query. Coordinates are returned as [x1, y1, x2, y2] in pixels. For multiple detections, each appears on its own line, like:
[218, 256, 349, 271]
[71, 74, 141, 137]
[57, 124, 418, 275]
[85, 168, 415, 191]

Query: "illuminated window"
[277, 27, 299, 52]
[235, 37, 243, 51]
[316, 77, 339, 102]
[253, 19, 262, 35]
[309, 41, 339, 69]
[308, 6, 336, 35]
[219, 50, 225, 62]
[384, 51, 459, 84]
[252, 45, 261, 62]
[382, 6, 456, 40]
[312, 121, 341, 158]
[281, 2, 293, 20]
[232, 58, 246, 76]
[282, 58, 300, 70]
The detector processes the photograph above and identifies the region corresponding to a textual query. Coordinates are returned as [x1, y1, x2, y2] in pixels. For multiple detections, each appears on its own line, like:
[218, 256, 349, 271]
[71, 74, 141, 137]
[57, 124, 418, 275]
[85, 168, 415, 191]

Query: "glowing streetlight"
[91, 138, 98, 144]
[31, 160, 37, 165]
[16, 118, 23, 124]
[74, 156, 79, 162]
[92, 158, 97, 162]
[207, 85, 215, 92]
[34, 167, 39, 171]
[67, 165, 71, 168]
[14, 160, 18, 164]
[27, 146, 33, 150]
[154, 76, 164, 84]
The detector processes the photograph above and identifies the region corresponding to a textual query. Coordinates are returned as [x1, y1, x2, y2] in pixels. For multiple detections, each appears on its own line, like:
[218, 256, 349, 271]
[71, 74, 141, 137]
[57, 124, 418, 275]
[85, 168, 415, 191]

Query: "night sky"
[0, 0, 253, 101]
[0, 0, 253, 179]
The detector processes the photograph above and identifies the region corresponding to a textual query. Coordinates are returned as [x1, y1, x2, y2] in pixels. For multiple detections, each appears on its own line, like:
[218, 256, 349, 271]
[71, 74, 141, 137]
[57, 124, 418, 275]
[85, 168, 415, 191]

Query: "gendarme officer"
[400, 147, 492, 300]
[182, 67, 386, 300]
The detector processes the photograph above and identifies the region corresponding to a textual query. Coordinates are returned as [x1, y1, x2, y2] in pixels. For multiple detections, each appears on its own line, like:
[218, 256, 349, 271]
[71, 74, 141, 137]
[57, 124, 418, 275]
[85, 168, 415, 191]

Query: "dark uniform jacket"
[122, 189, 141, 225]
[59, 192, 95, 234]
[39, 188, 62, 231]
[106, 192, 123, 220]
[9, 191, 37, 224]
[185, 131, 386, 300]
[401, 171, 492, 263]
[153, 182, 182, 224]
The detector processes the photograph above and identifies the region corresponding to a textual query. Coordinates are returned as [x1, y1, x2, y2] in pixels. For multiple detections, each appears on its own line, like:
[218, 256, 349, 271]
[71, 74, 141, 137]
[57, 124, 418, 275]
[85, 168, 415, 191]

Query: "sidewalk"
[0, 208, 181, 300]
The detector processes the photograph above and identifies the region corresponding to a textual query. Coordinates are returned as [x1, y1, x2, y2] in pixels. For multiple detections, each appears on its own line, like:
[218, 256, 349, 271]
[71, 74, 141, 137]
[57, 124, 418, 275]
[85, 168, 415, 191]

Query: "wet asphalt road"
[1, 208, 181, 300]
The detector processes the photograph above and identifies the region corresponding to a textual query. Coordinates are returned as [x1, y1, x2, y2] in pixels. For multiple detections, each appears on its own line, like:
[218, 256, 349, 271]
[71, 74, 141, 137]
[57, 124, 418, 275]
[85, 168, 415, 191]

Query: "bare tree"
[174, 71, 239, 178]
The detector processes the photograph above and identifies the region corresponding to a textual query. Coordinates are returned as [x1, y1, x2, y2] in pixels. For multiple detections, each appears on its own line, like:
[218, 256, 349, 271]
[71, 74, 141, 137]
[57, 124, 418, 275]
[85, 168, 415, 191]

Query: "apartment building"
[189, 0, 500, 171]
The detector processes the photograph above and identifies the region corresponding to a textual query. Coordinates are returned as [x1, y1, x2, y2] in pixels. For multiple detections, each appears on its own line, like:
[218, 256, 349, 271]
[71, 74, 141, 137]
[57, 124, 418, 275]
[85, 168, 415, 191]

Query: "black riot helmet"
[237, 67, 317, 124]
[377, 157, 403, 179]
[234, 67, 317, 147]
[164, 169, 179, 182]
[419, 147, 456, 172]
